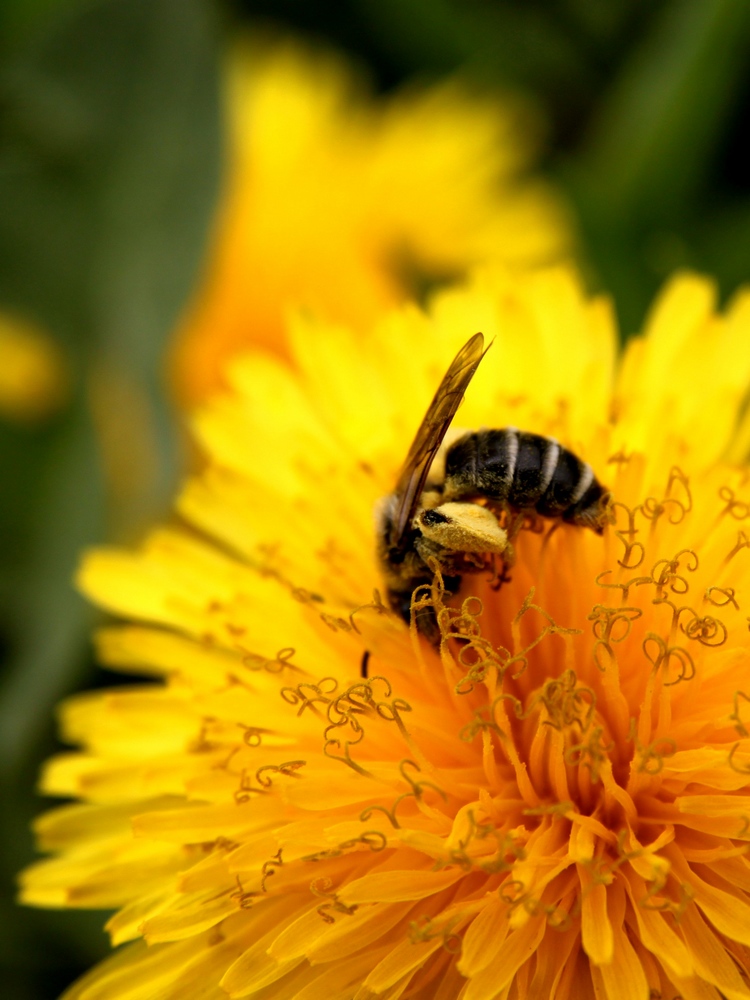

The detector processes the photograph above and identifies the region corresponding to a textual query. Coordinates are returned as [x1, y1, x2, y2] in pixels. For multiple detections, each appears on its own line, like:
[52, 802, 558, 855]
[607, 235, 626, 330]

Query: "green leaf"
[581, 0, 750, 218]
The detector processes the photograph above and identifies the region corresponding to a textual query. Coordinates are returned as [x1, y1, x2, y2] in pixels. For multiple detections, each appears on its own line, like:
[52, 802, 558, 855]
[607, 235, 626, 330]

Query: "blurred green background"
[2, 0, 750, 996]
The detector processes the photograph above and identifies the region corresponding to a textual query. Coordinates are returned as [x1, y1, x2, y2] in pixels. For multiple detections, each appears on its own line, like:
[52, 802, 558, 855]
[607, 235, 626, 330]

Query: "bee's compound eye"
[421, 508, 451, 526]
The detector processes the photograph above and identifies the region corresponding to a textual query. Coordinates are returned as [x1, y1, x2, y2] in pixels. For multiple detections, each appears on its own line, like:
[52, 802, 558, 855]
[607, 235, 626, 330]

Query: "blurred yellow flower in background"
[169, 41, 571, 408]
[21, 264, 750, 999]
[0, 313, 67, 422]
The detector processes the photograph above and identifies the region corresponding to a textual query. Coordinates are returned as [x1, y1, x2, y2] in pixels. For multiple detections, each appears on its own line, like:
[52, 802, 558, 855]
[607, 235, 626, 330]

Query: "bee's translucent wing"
[390, 333, 487, 548]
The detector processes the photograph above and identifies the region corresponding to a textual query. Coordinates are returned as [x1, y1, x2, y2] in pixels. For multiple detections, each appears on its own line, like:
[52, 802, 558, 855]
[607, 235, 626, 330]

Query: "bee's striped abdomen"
[443, 429, 607, 530]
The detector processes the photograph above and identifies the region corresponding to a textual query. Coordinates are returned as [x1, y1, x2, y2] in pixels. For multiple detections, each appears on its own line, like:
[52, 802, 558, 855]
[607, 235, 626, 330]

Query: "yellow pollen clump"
[20, 265, 750, 1000]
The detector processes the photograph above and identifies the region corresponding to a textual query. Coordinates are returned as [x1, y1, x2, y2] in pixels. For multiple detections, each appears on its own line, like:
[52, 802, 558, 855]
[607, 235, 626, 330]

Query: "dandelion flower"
[169, 40, 570, 407]
[22, 265, 750, 999]
[0, 313, 67, 421]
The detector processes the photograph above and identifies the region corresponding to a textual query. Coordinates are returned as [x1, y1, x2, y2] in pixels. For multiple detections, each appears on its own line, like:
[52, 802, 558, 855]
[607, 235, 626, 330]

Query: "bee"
[376, 332, 609, 627]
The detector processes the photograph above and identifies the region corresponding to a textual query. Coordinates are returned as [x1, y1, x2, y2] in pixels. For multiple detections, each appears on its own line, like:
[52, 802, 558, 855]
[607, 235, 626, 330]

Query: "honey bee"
[376, 333, 609, 627]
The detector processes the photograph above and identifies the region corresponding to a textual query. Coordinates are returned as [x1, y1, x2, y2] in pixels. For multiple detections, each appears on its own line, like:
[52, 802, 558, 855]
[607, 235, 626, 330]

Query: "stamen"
[238, 724, 266, 748]
[364, 759, 449, 831]
[633, 736, 677, 775]
[234, 770, 261, 803]
[725, 529, 750, 563]
[412, 572, 512, 694]
[508, 588, 582, 678]
[319, 611, 356, 632]
[289, 587, 325, 604]
[215, 745, 241, 772]
[189, 722, 218, 754]
[260, 848, 284, 891]
[705, 586, 739, 609]
[310, 877, 358, 923]
[409, 915, 463, 954]
[255, 761, 306, 787]
[233, 760, 307, 802]
[490, 692, 528, 731]
[728, 743, 750, 775]
[280, 677, 338, 716]
[681, 613, 727, 647]
[300, 831, 387, 862]
[635, 468, 693, 529]
[348, 590, 388, 634]
[640, 496, 681, 526]
[588, 604, 642, 672]
[651, 549, 698, 598]
[639, 875, 693, 919]
[499, 879, 527, 908]
[375, 696, 414, 741]
[595, 570, 654, 603]
[229, 874, 258, 910]
[359, 803, 401, 829]
[729, 691, 750, 737]
[478, 834, 528, 875]
[641, 633, 695, 685]
[242, 646, 299, 674]
[578, 855, 615, 888]
[611, 501, 645, 570]
[322, 684, 376, 773]
[399, 758, 447, 803]
[650, 597, 694, 635]
[323, 720, 370, 776]
[564, 727, 613, 782]
[719, 485, 750, 520]
[665, 466, 693, 514]
[458, 710, 503, 742]
[454, 636, 509, 695]
[539, 670, 596, 733]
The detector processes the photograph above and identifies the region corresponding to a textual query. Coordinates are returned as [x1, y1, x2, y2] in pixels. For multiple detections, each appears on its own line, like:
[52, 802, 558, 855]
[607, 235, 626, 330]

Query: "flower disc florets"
[21, 266, 750, 1000]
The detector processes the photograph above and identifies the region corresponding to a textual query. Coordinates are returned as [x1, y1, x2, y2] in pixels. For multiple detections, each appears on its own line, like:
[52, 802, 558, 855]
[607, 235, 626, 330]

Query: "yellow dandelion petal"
[23, 262, 750, 998]
[169, 39, 571, 407]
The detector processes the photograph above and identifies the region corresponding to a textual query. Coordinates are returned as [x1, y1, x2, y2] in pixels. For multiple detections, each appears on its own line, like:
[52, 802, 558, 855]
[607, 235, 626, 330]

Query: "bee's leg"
[414, 535, 450, 571]
[488, 553, 501, 589]
[489, 544, 515, 590]
[506, 511, 526, 542]
[502, 539, 516, 569]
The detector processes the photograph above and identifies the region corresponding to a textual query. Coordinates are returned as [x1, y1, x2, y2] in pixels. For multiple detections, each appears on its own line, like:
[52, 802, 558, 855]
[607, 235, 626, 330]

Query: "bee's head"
[416, 502, 508, 555]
